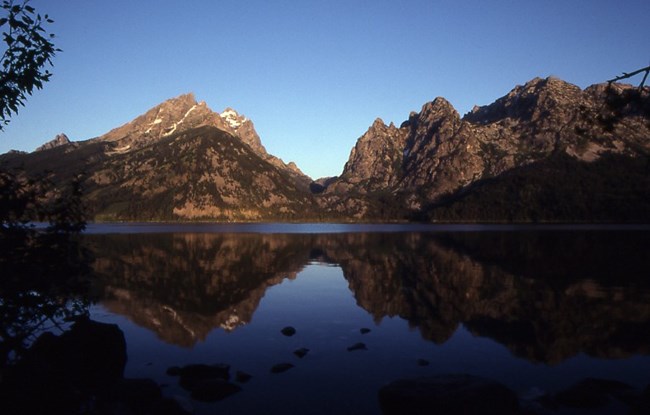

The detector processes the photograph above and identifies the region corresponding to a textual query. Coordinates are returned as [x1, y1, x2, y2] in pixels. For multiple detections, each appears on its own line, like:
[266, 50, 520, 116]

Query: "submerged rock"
[378, 374, 520, 415]
[177, 363, 231, 390]
[360, 328, 371, 334]
[281, 326, 297, 336]
[293, 347, 310, 358]
[270, 363, 295, 374]
[416, 358, 429, 366]
[190, 379, 241, 402]
[347, 342, 368, 351]
[235, 370, 253, 383]
[555, 377, 635, 409]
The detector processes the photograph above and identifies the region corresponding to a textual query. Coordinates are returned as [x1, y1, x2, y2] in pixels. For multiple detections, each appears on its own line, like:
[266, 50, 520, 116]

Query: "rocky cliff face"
[35, 133, 71, 152]
[1, 94, 315, 221]
[321, 78, 650, 215]
[2, 77, 648, 222]
[86, 126, 317, 220]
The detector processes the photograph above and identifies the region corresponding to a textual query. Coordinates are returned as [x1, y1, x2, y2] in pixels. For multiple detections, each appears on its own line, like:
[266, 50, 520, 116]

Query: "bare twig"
[607, 65, 650, 89]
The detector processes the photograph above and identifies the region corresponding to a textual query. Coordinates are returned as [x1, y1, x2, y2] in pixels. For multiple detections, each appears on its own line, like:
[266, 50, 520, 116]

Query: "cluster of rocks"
[166, 363, 243, 402]
[0, 318, 189, 415]
[4, 319, 648, 414]
[161, 325, 383, 403]
[378, 374, 650, 415]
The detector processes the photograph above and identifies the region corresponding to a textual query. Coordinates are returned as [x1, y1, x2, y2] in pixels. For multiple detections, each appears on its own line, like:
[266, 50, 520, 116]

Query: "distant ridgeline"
[1, 78, 649, 222]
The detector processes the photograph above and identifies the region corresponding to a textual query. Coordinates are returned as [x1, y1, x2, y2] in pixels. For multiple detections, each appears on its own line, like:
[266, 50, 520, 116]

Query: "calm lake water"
[82, 224, 650, 414]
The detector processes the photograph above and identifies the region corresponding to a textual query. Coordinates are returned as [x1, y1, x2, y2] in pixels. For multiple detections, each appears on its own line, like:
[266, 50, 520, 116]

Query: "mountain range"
[1, 77, 649, 222]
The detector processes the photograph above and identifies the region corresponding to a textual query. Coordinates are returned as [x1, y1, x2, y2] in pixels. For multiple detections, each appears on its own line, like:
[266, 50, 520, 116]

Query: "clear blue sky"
[2, 0, 648, 179]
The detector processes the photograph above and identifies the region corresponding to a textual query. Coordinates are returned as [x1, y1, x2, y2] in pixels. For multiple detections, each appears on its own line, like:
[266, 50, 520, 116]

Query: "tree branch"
[607, 65, 650, 89]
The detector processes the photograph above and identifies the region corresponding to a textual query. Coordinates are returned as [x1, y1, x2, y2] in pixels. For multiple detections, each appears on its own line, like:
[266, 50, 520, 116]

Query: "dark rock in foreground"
[235, 370, 253, 383]
[1, 319, 188, 414]
[176, 363, 231, 390]
[378, 374, 520, 415]
[555, 377, 635, 408]
[24, 318, 127, 387]
[190, 379, 242, 402]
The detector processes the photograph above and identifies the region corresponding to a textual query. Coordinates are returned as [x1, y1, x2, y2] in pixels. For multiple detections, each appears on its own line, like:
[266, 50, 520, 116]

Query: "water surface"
[84, 225, 650, 414]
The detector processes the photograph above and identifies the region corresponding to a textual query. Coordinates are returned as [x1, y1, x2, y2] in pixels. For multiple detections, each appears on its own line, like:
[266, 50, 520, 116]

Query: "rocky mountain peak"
[217, 107, 266, 157]
[93, 93, 228, 154]
[325, 116, 408, 194]
[35, 133, 70, 152]
[464, 77, 583, 125]
[405, 97, 461, 156]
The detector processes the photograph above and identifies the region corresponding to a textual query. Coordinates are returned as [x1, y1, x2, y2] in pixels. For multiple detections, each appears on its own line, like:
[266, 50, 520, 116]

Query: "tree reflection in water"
[0, 228, 91, 368]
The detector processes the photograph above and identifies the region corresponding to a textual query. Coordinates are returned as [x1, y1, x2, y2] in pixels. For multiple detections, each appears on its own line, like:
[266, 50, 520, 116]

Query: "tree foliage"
[0, 0, 58, 130]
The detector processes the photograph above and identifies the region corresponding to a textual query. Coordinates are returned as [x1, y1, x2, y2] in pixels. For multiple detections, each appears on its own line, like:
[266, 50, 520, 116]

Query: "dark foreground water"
[82, 224, 650, 414]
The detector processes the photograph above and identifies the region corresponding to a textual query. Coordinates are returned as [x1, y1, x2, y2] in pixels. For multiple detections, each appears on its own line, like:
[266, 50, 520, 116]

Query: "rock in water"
[347, 342, 368, 351]
[281, 326, 297, 336]
[190, 379, 241, 402]
[177, 364, 231, 390]
[555, 377, 635, 409]
[293, 348, 310, 358]
[270, 363, 295, 374]
[235, 371, 253, 383]
[378, 374, 520, 415]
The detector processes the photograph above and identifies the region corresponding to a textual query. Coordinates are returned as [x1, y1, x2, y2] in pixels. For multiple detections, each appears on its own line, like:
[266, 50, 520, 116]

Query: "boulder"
[13, 318, 127, 388]
[235, 370, 253, 383]
[177, 363, 231, 390]
[281, 326, 297, 336]
[293, 347, 310, 358]
[555, 377, 635, 409]
[270, 363, 295, 374]
[347, 342, 367, 351]
[378, 374, 520, 415]
[189, 379, 241, 402]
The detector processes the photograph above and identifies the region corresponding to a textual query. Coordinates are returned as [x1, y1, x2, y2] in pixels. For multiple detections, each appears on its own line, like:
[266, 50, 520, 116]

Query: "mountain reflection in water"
[86, 230, 650, 364]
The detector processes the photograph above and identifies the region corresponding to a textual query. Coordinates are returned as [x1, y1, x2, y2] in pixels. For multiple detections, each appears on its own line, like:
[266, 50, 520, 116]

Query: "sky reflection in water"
[85, 227, 650, 414]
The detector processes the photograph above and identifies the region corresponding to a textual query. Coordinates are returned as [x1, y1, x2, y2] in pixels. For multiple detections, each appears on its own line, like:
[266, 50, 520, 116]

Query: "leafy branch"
[0, 0, 59, 130]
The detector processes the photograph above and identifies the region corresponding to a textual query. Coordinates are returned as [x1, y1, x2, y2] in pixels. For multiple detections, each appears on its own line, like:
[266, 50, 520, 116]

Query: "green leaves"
[0, 0, 59, 131]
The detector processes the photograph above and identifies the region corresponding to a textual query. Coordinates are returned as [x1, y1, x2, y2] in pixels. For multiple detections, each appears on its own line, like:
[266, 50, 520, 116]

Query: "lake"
[82, 224, 650, 414]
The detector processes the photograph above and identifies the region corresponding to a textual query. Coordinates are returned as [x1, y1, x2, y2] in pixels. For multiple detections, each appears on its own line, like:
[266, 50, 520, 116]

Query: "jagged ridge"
[2, 77, 649, 222]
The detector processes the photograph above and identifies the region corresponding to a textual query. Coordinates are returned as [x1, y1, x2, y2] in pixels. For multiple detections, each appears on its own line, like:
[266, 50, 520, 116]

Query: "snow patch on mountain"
[163, 104, 198, 137]
[220, 108, 247, 130]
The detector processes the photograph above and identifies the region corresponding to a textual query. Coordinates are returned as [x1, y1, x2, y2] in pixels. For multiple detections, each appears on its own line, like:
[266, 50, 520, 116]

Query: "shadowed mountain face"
[319, 79, 650, 220]
[86, 230, 650, 363]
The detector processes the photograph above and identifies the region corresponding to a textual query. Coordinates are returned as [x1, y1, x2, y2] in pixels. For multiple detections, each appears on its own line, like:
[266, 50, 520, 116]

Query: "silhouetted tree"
[0, 0, 58, 130]
[0, 1, 91, 369]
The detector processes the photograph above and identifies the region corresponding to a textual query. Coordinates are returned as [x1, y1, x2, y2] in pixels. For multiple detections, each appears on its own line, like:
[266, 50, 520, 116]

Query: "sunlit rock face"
[2, 78, 647, 222]
[35, 133, 71, 152]
[1, 94, 313, 221]
[87, 231, 650, 363]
